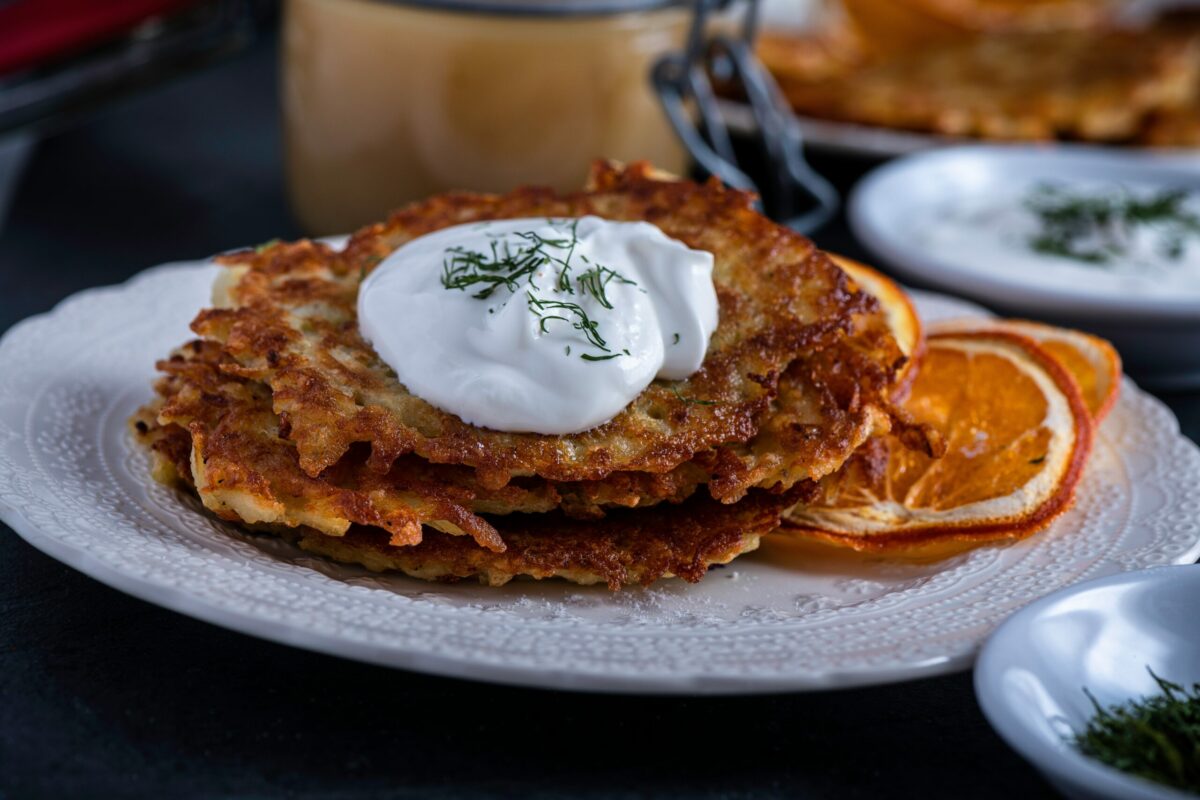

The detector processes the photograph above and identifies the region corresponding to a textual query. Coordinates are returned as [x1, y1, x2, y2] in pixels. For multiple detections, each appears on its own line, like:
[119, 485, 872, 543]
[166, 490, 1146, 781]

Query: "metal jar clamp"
[653, 0, 838, 233]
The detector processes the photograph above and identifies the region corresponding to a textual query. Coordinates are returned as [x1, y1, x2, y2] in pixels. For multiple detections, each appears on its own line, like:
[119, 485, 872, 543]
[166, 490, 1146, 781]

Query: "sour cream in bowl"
[849, 146, 1200, 387]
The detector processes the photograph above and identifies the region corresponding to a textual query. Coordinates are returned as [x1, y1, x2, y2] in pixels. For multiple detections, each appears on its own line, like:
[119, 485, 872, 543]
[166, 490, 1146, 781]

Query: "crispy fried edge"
[133, 393, 809, 589]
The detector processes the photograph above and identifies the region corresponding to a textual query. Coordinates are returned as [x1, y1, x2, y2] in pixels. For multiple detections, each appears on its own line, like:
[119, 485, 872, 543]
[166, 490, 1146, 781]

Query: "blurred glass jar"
[283, 0, 691, 234]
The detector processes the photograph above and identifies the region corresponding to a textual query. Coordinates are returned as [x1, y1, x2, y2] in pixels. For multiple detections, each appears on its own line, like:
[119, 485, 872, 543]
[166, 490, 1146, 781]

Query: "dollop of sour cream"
[357, 216, 718, 434]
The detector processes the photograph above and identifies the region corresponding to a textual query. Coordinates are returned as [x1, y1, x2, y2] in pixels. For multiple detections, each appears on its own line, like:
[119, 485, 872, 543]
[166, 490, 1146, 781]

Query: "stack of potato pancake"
[133, 162, 917, 588]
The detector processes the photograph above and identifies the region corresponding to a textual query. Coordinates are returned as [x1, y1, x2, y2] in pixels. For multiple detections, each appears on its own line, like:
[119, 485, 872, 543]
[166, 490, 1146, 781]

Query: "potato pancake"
[141, 328, 895, 540]
[135, 376, 807, 589]
[193, 162, 900, 495]
[760, 27, 1200, 142]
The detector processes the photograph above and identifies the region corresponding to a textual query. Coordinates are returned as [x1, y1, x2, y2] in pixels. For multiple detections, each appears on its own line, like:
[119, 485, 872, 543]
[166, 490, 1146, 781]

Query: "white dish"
[848, 145, 1200, 386]
[719, 99, 1200, 161]
[849, 146, 1200, 321]
[976, 565, 1200, 800]
[0, 259, 1198, 694]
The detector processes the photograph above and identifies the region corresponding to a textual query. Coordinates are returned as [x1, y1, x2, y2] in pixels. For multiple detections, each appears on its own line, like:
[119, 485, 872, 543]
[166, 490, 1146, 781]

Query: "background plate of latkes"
[1, 259, 1199, 695]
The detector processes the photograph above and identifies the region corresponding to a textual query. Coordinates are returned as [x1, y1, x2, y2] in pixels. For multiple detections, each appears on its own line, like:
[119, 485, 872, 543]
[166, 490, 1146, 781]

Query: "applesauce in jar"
[283, 0, 691, 234]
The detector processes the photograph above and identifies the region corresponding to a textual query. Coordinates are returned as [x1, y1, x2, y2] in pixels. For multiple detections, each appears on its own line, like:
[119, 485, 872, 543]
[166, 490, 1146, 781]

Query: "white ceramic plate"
[1, 260, 1198, 694]
[976, 565, 1200, 800]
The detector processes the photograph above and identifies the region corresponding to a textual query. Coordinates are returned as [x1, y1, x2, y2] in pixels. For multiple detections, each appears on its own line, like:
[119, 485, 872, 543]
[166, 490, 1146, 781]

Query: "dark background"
[1, 35, 1197, 799]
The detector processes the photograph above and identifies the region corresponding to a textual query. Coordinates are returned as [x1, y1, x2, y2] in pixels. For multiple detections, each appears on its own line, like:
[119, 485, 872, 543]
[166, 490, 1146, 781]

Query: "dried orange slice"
[781, 329, 1093, 555]
[831, 254, 924, 390]
[931, 318, 1121, 422]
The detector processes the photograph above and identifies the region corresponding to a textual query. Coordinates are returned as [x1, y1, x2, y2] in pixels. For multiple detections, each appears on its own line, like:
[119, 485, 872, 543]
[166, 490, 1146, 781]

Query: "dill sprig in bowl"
[976, 565, 1200, 800]
[1074, 670, 1200, 794]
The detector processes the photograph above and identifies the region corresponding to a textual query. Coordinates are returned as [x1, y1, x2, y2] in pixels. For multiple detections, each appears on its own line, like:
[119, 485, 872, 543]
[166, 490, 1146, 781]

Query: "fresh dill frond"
[526, 292, 610, 353]
[440, 219, 644, 362]
[440, 239, 546, 299]
[1072, 668, 1200, 793]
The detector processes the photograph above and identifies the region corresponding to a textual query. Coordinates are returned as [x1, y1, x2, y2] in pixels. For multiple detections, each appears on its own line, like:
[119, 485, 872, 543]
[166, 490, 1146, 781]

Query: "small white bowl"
[848, 145, 1200, 387]
[975, 566, 1200, 800]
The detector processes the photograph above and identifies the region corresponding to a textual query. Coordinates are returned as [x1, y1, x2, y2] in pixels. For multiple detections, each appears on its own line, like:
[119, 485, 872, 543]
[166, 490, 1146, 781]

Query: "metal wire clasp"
[652, 0, 837, 233]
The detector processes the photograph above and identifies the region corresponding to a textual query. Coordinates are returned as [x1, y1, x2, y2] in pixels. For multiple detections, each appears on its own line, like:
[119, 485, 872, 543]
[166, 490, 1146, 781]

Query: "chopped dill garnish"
[577, 264, 637, 310]
[440, 219, 641, 362]
[1072, 668, 1200, 793]
[526, 293, 609, 352]
[1024, 184, 1200, 265]
[670, 385, 716, 406]
[441, 239, 546, 299]
[535, 219, 580, 293]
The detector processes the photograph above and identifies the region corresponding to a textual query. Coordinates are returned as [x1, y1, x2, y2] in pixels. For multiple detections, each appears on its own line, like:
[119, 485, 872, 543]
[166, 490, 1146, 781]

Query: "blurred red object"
[0, 0, 203, 75]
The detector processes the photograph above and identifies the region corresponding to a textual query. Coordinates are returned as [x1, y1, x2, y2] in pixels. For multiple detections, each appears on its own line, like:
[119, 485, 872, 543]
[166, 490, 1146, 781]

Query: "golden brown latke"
[1139, 89, 1200, 147]
[760, 27, 1200, 142]
[708, 331, 907, 503]
[138, 340, 790, 552]
[135, 374, 808, 589]
[285, 488, 795, 589]
[145, 341, 504, 551]
[838, 0, 1120, 57]
[193, 161, 896, 495]
[143, 342, 724, 544]
[144, 335, 885, 536]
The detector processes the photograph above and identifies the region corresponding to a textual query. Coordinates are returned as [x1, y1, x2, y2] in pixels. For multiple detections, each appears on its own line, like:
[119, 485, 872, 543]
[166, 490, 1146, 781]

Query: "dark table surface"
[1, 36, 1198, 800]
